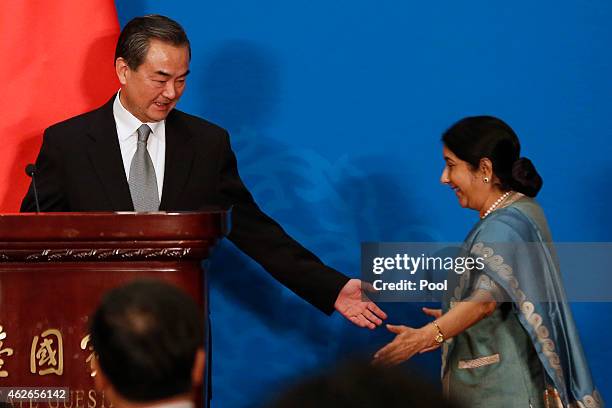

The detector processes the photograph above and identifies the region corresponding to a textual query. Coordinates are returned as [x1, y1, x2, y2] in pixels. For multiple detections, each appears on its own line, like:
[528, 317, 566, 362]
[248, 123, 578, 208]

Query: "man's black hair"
[115, 15, 191, 70]
[90, 279, 203, 401]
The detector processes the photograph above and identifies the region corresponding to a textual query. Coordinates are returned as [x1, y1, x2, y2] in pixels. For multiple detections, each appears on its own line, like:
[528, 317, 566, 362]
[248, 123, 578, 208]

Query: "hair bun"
[511, 157, 543, 197]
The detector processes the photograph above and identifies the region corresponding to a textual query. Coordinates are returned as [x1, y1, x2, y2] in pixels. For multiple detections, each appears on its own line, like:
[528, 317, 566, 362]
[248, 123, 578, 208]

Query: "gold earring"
[483, 177, 490, 183]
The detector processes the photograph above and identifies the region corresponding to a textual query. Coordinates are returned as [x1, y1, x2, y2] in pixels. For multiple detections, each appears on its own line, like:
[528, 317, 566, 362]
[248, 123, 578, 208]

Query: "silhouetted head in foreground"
[268, 360, 462, 408]
[90, 279, 205, 406]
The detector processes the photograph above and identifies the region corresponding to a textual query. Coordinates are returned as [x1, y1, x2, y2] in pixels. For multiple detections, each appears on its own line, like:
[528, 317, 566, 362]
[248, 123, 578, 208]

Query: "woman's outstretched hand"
[372, 307, 445, 366]
[372, 323, 438, 366]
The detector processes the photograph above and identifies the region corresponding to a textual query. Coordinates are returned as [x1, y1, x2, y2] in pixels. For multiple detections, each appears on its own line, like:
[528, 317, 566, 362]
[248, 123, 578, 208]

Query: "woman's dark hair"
[442, 115, 543, 197]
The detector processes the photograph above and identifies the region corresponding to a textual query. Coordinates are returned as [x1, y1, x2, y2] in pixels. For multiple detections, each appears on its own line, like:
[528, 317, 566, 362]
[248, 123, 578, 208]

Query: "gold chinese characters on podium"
[0, 211, 229, 408]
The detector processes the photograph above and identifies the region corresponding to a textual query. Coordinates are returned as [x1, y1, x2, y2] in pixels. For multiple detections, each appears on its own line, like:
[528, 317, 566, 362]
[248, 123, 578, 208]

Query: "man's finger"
[361, 308, 383, 326]
[367, 302, 388, 320]
[353, 314, 373, 329]
[361, 314, 376, 330]
[350, 315, 366, 328]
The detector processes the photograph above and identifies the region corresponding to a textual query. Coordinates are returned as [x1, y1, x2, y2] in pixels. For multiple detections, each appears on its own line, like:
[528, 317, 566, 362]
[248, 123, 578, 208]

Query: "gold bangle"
[431, 320, 445, 344]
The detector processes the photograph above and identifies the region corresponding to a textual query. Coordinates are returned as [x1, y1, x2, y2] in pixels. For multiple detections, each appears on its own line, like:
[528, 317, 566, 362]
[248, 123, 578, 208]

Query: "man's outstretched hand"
[334, 279, 387, 329]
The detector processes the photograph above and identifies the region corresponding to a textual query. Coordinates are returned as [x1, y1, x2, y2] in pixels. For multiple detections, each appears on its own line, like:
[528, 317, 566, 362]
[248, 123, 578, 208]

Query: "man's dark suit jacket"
[21, 96, 348, 314]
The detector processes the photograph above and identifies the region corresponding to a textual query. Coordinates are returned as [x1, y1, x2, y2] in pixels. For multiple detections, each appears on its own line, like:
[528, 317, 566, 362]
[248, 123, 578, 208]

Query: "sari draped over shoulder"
[442, 198, 602, 408]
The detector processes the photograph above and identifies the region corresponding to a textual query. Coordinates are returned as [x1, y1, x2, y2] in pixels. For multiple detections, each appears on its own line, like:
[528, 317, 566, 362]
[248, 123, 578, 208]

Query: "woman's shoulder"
[471, 197, 546, 243]
[507, 196, 553, 241]
[509, 196, 547, 221]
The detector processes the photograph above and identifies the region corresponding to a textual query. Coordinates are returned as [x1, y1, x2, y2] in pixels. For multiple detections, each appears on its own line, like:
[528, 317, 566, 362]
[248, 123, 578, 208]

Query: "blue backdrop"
[114, 1, 611, 406]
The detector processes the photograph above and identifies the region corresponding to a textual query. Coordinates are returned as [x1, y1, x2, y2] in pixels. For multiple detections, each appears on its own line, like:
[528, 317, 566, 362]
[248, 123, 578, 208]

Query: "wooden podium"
[0, 210, 230, 407]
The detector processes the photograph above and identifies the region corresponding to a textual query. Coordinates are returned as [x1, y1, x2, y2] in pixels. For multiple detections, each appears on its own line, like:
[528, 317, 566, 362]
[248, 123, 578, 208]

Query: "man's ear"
[115, 57, 130, 85]
[191, 348, 206, 387]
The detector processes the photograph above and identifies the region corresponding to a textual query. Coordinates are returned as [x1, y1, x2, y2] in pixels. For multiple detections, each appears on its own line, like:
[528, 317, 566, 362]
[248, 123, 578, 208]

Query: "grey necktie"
[128, 124, 160, 211]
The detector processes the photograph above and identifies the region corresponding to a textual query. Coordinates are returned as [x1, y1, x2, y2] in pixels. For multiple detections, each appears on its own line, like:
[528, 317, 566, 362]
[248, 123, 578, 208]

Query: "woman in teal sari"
[373, 116, 602, 407]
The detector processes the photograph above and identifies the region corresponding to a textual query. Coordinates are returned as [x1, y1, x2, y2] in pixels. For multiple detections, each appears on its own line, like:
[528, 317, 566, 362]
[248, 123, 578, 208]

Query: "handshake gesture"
[334, 279, 387, 329]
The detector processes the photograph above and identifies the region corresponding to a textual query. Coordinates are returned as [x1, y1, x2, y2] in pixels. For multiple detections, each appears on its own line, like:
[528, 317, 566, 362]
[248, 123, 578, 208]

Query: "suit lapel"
[86, 96, 135, 211]
[159, 111, 195, 210]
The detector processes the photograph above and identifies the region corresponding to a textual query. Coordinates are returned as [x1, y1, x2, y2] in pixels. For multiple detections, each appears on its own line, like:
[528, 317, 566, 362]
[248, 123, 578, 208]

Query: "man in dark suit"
[21, 15, 385, 327]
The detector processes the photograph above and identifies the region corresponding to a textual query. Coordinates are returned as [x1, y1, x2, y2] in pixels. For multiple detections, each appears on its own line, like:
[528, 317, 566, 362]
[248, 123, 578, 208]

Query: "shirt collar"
[113, 90, 164, 141]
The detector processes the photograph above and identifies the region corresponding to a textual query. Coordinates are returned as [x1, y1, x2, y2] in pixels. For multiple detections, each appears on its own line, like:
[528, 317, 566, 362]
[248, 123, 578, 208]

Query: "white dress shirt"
[113, 91, 166, 199]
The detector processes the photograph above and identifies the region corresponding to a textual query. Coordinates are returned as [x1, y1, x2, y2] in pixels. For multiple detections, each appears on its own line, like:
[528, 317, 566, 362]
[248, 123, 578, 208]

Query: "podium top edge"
[1, 208, 231, 217]
[0, 209, 232, 242]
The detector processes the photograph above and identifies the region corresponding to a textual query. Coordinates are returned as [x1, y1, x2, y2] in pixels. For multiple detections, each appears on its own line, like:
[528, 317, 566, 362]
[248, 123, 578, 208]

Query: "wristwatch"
[431, 320, 445, 344]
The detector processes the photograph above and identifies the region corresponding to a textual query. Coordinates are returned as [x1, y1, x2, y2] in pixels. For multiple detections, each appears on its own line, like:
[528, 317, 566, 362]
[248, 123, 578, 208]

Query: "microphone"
[25, 163, 41, 213]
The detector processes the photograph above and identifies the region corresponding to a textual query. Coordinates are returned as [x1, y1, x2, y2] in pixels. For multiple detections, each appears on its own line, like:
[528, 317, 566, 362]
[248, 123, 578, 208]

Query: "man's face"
[116, 39, 190, 123]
